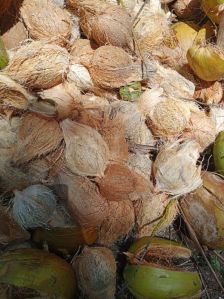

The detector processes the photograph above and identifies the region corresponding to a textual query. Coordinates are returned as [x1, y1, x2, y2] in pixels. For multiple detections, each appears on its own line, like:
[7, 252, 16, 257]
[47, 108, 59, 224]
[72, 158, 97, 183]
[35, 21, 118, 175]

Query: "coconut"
[20, 0, 72, 46]
[182, 110, 217, 152]
[194, 81, 223, 104]
[56, 171, 109, 227]
[12, 185, 57, 229]
[73, 246, 116, 299]
[187, 43, 224, 82]
[4, 41, 70, 90]
[126, 152, 152, 181]
[153, 140, 202, 195]
[13, 113, 63, 165]
[22, 158, 50, 185]
[139, 88, 194, 138]
[67, 63, 94, 91]
[181, 171, 224, 249]
[98, 199, 135, 246]
[105, 0, 136, 12]
[97, 163, 152, 201]
[99, 116, 129, 162]
[0, 116, 20, 148]
[173, 0, 201, 19]
[70, 39, 96, 67]
[61, 119, 109, 177]
[0, 74, 36, 111]
[89, 45, 141, 89]
[1, 21, 28, 50]
[38, 82, 80, 119]
[110, 100, 156, 147]
[209, 106, 224, 134]
[134, 193, 178, 237]
[68, 0, 133, 49]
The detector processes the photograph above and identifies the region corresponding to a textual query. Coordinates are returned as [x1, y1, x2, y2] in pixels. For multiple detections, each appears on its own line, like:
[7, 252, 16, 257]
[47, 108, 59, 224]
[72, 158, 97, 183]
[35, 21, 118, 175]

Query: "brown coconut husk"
[56, 171, 109, 227]
[153, 140, 202, 195]
[68, 0, 133, 49]
[61, 119, 109, 177]
[98, 116, 129, 162]
[0, 0, 12, 17]
[1, 21, 28, 50]
[0, 116, 20, 149]
[20, 0, 72, 46]
[70, 39, 97, 67]
[89, 45, 141, 89]
[97, 163, 152, 201]
[38, 82, 81, 119]
[182, 110, 216, 152]
[126, 152, 152, 181]
[0, 74, 36, 111]
[98, 199, 135, 246]
[13, 113, 63, 165]
[194, 81, 223, 104]
[73, 246, 116, 299]
[0, 207, 30, 247]
[134, 193, 178, 237]
[4, 41, 70, 90]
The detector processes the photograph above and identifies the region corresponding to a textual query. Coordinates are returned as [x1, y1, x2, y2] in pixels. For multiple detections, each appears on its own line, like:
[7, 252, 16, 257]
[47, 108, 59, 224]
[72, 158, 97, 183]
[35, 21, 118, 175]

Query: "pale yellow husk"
[153, 140, 202, 195]
[20, 0, 72, 46]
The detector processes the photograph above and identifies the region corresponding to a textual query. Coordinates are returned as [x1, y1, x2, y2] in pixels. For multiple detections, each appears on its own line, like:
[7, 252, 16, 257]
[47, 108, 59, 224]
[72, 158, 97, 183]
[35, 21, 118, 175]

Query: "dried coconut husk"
[38, 82, 80, 119]
[0, 116, 20, 148]
[97, 163, 152, 201]
[69, 14, 81, 43]
[139, 88, 195, 138]
[1, 22, 28, 50]
[4, 41, 70, 90]
[73, 246, 116, 299]
[56, 171, 109, 227]
[0, 207, 30, 247]
[0, 74, 36, 111]
[126, 152, 152, 181]
[209, 106, 224, 134]
[70, 39, 96, 67]
[105, 0, 136, 12]
[61, 119, 109, 177]
[13, 113, 63, 165]
[182, 110, 216, 152]
[89, 45, 141, 89]
[110, 100, 156, 147]
[144, 60, 195, 99]
[172, 0, 201, 19]
[98, 199, 135, 246]
[20, 0, 72, 46]
[67, 63, 94, 91]
[194, 81, 223, 104]
[69, 0, 133, 49]
[0, 0, 12, 17]
[98, 116, 129, 162]
[134, 192, 177, 237]
[22, 158, 50, 185]
[153, 140, 202, 195]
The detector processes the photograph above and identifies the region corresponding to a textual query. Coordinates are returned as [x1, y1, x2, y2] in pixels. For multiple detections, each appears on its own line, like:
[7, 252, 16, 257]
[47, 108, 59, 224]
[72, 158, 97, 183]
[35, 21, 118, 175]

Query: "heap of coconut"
[1, 0, 224, 298]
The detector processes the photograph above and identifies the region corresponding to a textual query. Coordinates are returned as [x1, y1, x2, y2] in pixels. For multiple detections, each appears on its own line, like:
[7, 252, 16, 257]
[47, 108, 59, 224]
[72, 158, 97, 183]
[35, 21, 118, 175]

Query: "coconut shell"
[0, 74, 35, 111]
[4, 41, 70, 90]
[56, 171, 109, 227]
[13, 113, 63, 165]
[194, 81, 223, 104]
[0, 207, 30, 247]
[70, 39, 96, 67]
[153, 140, 202, 195]
[89, 45, 141, 89]
[73, 246, 116, 299]
[98, 199, 135, 246]
[20, 0, 72, 46]
[1, 21, 28, 50]
[173, 0, 201, 19]
[134, 193, 177, 237]
[61, 119, 109, 177]
[97, 163, 151, 201]
[182, 110, 216, 152]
